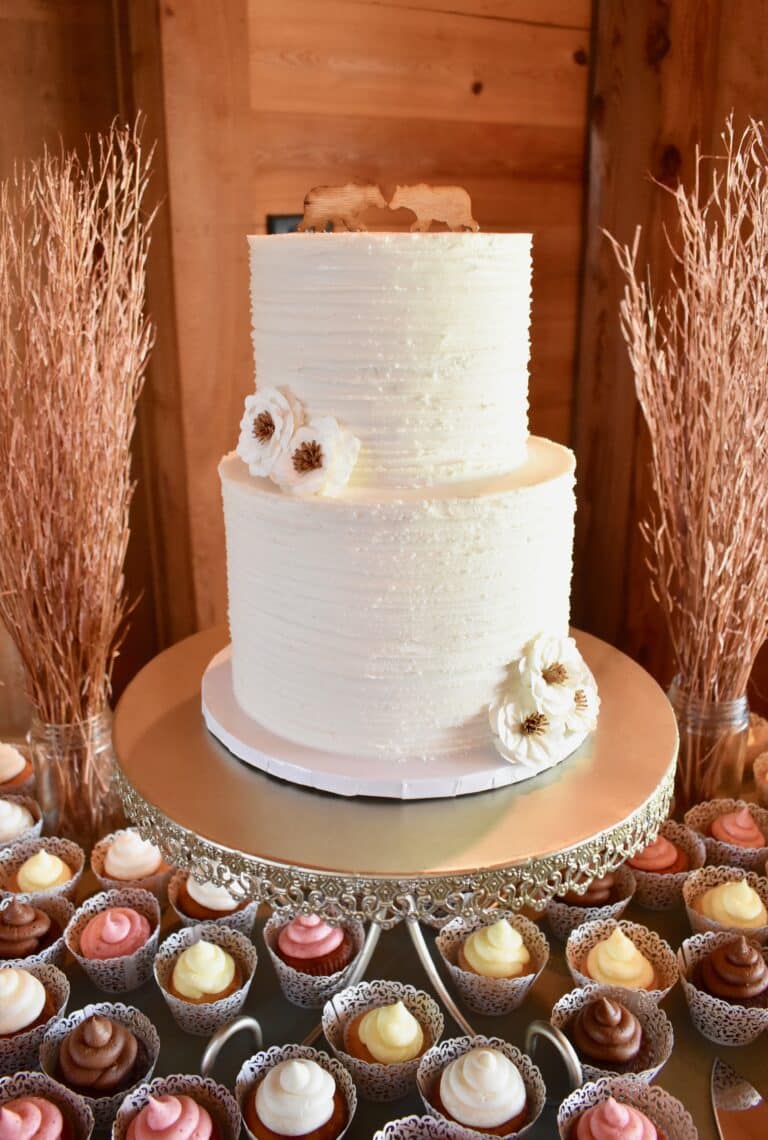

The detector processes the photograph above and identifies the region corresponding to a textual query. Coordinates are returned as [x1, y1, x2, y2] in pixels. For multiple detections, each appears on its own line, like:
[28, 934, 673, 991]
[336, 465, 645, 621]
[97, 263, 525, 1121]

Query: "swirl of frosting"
[700, 935, 768, 1000]
[462, 919, 531, 978]
[126, 1096, 212, 1140]
[439, 1048, 526, 1129]
[254, 1059, 336, 1136]
[357, 1001, 424, 1064]
[171, 940, 236, 1000]
[16, 851, 72, 894]
[79, 907, 151, 960]
[575, 1097, 657, 1140]
[628, 835, 682, 873]
[59, 1015, 138, 1092]
[103, 831, 163, 880]
[185, 877, 238, 913]
[585, 928, 655, 989]
[0, 1098, 63, 1140]
[277, 914, 343, 960]
[698, 880, 768, 929]
[0, 802, 35, 844]
[0, 900, 52, 958]
[0, 745, 27, 784]
[572, 997, 643, 1063]
[0, 967, 47, 1034]
[710, 807, 766, 849]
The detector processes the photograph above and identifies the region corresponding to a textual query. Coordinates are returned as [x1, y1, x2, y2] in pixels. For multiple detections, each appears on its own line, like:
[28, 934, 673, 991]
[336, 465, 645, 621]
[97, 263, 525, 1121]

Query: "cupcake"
[323, 981, 444, 1102]
[0, 898, 64, 962]
[545, 866, 636, 942]
[124, 1096, 218, 1140]
[0, 1071, 94, 1140]
[65, 889, 161, 994]
[263, 911, 364, 1009]
[243, 1057, 349, 1140]
[624, 821, 705, 910]
[274, 914, 354, 977]
[168, 871, 256, 934]
[566, 1096, 660, 1138]
[678, 929, 768, 1045]
[113, 1076, 241, 1140]
[683, 866, 768, 941]
[154, 924, 257, 1036]
[417, 1037, 545, 1138]
[91, 831, 171, 902]
[685, 798, 768, 872]
[557, 1077, 697, 1140]
[627, 834, 688, 876]
[0, 797, 40, 848]
[435, 915, 549, 1016]
[550, 985, 674, 1083]
[372, 1118, 477, 1139]
[566, 920, 678, 1002]
[0, 744, 34, 794]
[0, 962, 69, 1072]
[1, 839, 84, 902]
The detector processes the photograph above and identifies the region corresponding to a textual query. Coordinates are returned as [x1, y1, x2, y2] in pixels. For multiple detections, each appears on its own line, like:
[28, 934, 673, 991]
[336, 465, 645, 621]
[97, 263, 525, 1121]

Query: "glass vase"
[667, 678, 750, 816]
[28, 710, 124, 850]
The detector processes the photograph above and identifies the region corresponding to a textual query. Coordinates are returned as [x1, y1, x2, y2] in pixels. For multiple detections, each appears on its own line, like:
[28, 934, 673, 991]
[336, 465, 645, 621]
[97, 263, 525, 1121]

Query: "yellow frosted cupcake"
[694, 879, 768, 930]
[457, 919, 532, 980]
[344, 1000, 429, 1065]
[584, 928, 656, 990]
[11, 851, 73, 895]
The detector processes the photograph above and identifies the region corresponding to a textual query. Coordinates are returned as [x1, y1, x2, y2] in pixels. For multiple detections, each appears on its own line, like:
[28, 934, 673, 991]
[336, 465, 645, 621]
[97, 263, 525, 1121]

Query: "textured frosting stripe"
[248, 232, 532, 488]
[221, 439, 574, 760]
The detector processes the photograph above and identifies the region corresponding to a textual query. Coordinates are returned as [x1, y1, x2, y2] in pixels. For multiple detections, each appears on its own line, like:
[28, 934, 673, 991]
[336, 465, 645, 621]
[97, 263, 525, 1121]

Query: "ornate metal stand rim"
[115, 754, 675, 927]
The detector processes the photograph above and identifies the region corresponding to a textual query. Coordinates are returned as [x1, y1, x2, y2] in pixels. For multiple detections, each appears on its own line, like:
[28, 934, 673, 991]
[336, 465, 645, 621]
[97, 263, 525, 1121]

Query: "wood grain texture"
[347, 0, 591, 26]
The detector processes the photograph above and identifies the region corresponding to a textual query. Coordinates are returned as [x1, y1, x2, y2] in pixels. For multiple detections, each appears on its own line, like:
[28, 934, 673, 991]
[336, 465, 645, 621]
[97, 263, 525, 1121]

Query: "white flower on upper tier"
[274, 416, 361, 498]
[237, 386, 303, 477]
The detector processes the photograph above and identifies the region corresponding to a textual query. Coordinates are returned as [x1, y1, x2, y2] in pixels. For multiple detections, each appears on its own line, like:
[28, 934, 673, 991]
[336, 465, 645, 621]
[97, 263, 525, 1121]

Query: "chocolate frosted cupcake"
[0, 900, 59, 960]
[57, 1015, 140, 1095]
[570, 998, 644, 1072]
[695, 935, 768, 1007]
[561, 874, 617, 907]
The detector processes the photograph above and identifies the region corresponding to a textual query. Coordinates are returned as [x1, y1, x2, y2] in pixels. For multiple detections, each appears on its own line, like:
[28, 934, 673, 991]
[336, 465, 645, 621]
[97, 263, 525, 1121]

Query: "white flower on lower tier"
[274, 416, 361, 497]
[489, 680, 566, 769]
[236, 386, 303, 477]
[564, 674, 600, 736]
[520, 633, 591, 717]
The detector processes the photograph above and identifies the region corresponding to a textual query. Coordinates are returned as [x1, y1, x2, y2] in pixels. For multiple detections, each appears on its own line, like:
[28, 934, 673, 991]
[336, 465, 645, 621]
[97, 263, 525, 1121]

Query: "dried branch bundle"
[0, 121, 155, 726]
[609, 116, 768, 706]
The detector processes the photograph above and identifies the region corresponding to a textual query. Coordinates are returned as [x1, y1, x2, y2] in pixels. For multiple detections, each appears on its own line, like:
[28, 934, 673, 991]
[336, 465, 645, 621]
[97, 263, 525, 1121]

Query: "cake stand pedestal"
[114, 628, 677, 1052]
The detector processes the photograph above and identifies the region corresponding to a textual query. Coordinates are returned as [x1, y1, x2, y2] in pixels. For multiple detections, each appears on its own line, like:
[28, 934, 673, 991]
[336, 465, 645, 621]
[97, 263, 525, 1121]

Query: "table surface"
[59, 893, 765, 1140]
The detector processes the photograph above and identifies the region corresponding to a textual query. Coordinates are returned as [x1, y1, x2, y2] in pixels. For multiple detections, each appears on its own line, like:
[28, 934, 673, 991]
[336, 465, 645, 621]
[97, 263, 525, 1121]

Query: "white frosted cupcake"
[91, 830, 171, 902]
[0, 962, 70, 1072]
[565, 920, 678, 1002]
[168, 870, 257, 935]
[0, 1070, 94, 1140]
[683, 866, 768, 942]
[0, 743, 35, 796]
[0, 838, 84, 902]
[435, 915, 548, 1016]
[0, 796, 42, 849]
[237, 1045, 357, 1140]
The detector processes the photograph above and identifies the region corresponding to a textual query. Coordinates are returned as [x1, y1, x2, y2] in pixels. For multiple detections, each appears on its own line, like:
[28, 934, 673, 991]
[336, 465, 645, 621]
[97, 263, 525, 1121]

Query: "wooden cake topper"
[389, 184, 479, 232]
[297, 182, 388, 232]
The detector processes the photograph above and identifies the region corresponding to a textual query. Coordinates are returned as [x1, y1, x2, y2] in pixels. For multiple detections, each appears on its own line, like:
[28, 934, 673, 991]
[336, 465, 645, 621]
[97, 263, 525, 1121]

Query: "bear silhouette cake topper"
[297, 181, 480, 233]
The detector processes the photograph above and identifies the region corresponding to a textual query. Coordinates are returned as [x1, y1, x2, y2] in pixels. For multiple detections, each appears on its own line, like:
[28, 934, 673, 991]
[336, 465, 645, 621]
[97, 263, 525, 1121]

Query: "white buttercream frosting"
[104, 831, 163, 880]
[0, 744, 27, 784]
[0, 967, 47, 1034]
[0, 800, 35, 843]
[254, 1059, 335, 1137]
[248, 232, 532, 488]
[186, 876, 238, 912]
[439, 1048, 526, 1129]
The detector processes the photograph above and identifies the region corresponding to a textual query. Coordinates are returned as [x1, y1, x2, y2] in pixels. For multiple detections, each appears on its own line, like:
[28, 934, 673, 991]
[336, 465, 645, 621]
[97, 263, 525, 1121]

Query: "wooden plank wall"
[145, 0, 592, 628]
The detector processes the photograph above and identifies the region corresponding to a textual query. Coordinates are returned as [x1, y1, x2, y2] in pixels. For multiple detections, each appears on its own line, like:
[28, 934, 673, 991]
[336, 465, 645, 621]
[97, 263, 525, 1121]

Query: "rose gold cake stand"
[114, 627, 676, 1044]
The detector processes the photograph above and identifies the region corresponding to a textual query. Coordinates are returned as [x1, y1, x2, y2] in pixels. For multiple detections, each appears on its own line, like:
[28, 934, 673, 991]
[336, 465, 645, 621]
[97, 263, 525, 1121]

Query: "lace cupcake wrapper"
[544, 864, 636, 943]
[564, 918, 678, 1003]
[0, 960, 69, 1072]
[628, 821, 707, 911]
[0, 836, 84, 903]
[0, 892, 74, 970]
[263, 910, 366, 1009]
[322, 979, 445, 1102]
[0, 1068, 94, 1140]
[91, 830, 172, 905]
[435, 913, 549, 1016]
[153, 922, 258, 1036]
[113, 1074, 241, 1140]
[374, 1115, 481, 1139]
[167, 871, 258, 936]
[65, 888, 161, 994]
[0, 794, 43, 850]
[682, 865, 768, 943]
[416, 1035, 546, 1139]
[549, 982, 674, 1084]
[684, 798, 768, 873]
[40, 1000, 160, 1131]
[678, 929, 768, 1046]
[236, 1044, 358, 1140]
[556, 1075, 697, 1139]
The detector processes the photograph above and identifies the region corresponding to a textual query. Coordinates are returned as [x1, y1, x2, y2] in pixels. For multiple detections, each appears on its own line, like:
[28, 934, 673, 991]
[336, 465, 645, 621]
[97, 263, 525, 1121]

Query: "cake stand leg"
[301, 912, 384, 1047]
[405, 913, 477, 1037]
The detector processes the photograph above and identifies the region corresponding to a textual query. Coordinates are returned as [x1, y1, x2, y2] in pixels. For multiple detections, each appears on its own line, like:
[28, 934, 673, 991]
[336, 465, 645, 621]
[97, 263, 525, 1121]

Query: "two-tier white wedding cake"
[215, 225, 598, 796]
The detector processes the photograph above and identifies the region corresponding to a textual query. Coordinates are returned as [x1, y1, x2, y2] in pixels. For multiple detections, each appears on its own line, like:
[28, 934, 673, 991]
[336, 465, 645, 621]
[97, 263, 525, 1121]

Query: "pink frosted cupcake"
[275, 915, 354, 977]
[80, 909, 150, 960]
[685, 799, 768, 872]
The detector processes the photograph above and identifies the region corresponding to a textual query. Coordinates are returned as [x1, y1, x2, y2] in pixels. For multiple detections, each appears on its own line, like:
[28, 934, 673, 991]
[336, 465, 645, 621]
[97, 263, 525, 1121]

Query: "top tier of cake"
[249, 231, 532, 490]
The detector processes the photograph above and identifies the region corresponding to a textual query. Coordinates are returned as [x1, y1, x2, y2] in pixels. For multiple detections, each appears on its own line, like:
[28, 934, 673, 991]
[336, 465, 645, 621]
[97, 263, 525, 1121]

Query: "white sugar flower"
[564, 676, 600, 735]
[236, 386, 304, 477]
[520, 633, 590, 717]
[489, 679, 566, 770]
[274, 416, 360, 497]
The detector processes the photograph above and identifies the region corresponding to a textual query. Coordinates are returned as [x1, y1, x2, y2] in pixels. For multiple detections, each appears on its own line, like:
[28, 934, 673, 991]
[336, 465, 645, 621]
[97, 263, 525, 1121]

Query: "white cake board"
[201, 645, 588, 800]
